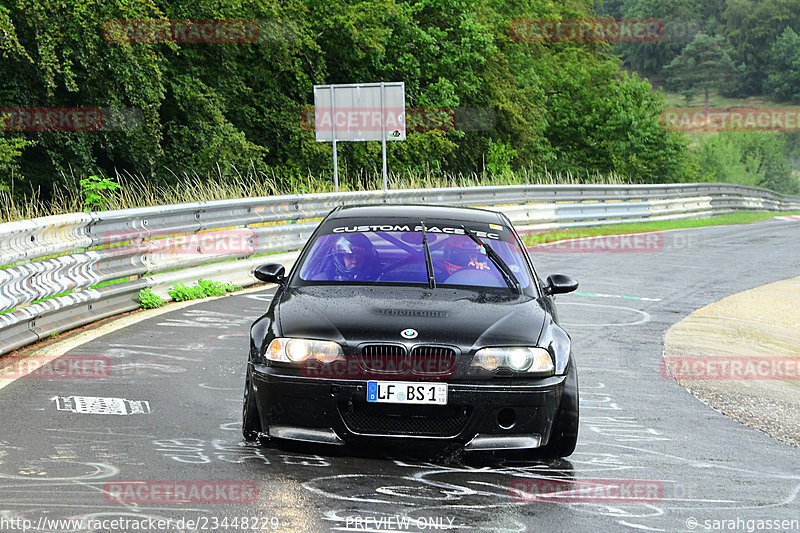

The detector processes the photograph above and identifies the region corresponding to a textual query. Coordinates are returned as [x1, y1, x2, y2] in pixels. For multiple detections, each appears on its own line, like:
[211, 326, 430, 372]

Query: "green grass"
[0, 167, 625, 224]
[523, 211, 800, 246]
[89, 277, 131, 289]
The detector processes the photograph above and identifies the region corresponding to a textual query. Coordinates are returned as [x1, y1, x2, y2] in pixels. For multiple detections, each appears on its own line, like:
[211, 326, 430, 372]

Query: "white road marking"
[51, 396, 151, 415]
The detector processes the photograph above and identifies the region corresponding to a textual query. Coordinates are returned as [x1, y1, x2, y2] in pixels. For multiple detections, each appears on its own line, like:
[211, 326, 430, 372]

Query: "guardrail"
[1, 183, 798, 356]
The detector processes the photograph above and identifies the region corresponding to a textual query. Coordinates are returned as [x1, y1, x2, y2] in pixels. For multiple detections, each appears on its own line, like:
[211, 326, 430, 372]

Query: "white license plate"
[366, 381, 447, 405]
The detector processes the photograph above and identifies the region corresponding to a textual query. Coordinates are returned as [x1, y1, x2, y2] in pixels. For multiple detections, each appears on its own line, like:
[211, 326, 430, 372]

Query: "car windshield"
[297, 224, 533, 289]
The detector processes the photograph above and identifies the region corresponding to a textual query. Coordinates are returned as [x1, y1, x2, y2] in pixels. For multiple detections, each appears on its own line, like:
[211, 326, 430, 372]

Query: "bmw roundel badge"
[401, 328, 418, 339]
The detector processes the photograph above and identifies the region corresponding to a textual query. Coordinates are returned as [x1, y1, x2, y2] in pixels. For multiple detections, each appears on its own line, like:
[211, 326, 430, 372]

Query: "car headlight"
[471, 347, 554, 375]
[266, 338, 345, 364]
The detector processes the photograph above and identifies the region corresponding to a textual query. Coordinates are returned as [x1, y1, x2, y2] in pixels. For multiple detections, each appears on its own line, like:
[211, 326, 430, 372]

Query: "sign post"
[380, 82, 388, 191]
[313, 82, 405, 192]
[329, 87, 338, 192]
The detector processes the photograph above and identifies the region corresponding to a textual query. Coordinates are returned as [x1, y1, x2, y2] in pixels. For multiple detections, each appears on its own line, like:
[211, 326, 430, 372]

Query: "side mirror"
[254, 263, 286, 285]
[545, 274, 578, 295]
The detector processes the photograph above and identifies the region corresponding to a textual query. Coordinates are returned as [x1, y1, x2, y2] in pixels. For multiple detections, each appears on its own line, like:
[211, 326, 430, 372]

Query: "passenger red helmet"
[443, 237, 485, 275]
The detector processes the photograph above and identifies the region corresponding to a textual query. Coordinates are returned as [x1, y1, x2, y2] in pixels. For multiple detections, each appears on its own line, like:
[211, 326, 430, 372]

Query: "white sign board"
[313, 82, 406, 142]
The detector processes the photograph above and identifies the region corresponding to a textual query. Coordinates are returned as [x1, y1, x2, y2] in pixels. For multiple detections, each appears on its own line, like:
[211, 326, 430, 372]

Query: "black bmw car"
[243, 204, 580, 458]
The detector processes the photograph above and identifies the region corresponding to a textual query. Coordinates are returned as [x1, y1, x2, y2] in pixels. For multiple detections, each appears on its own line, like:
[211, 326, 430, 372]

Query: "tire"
[242, 368, 262, 442]
[537, 360, 579, 459]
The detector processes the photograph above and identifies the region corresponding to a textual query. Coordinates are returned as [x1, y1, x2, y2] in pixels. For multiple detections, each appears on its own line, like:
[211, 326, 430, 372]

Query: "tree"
[0, 0, 696, 200]
[765, 27, 800, 103]
[721, 0, 800, 96]
[663, 33, 741, 114]
[616, 0, 704, 76]
[536, 47, 691, 182]
[0, 137, 35, 191]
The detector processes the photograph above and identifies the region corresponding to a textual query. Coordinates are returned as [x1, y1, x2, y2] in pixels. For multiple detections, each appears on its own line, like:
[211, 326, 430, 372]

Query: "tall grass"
[0, 166, 625, 224]
[1, 187, 82, 222]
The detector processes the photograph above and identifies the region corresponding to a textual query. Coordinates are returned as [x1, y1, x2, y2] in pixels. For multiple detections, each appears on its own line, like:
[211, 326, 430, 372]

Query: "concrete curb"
[663, 276, 800, 447]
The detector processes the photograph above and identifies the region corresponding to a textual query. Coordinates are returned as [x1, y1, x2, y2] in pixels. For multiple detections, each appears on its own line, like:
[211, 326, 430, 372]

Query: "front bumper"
[249, 363, 567, 450]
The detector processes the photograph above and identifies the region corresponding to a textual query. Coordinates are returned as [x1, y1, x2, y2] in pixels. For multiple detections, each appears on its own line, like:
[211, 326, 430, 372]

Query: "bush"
[485, 139, 517, 176]
[693, 132, 799, 194]
[80, 175, 122, 211]
[168, 279, 244, 302]
[197, 279, 228, 297]
[765, 27, 800, 103]
[137, 288, 165, 309]
[168, 282, 206, 302]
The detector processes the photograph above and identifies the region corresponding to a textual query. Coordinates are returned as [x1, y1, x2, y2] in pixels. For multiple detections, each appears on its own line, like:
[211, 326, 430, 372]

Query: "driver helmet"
[332, 234, 379, 280]
[443, 237, 486, 275]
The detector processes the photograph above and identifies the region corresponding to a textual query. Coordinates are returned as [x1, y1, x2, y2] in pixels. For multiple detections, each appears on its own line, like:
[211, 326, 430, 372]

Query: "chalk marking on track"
[575, 292, 662, 302]
[0, 285, 274, 391]
[558, 302, 652, 327]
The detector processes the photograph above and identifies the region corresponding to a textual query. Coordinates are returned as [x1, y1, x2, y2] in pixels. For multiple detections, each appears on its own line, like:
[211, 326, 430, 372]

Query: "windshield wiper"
[420, 221, 436, 289]
[460, 225, 521, 295]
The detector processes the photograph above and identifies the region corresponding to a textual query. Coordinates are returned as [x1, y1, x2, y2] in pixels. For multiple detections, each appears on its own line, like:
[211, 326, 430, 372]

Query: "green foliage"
[168, 282, 207, 302]
[693, 132, 799, 194]
[197, 279, 228, 297]
[485, 139, 517, 175]
[0, 136, 35, 190]
[2, 0, 700, 196]
[137, 287, 165, 309]
[721, 0, 800, 96]
[615, 0, 800, 100]
[168, 279, 243, 302]
[2, 0, 167, 194]
[79, 175, 122, 211]
[663, 33, 741, 108]
[765, 27, 800, 103]
[615, 0, 706, 76]
[537, 47, 692, 182]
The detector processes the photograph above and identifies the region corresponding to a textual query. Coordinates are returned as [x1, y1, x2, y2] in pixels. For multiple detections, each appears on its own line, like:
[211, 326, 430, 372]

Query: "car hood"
[276, 285, 548, 351]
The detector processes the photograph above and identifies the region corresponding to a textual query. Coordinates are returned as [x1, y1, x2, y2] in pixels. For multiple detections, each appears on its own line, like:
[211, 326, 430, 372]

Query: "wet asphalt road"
[1, 219, 799, 533]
